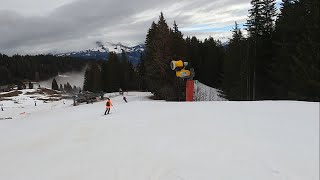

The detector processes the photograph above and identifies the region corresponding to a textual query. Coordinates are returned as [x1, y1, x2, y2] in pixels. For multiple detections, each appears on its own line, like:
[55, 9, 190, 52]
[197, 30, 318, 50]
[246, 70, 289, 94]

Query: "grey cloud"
[0, 0, 252, 55]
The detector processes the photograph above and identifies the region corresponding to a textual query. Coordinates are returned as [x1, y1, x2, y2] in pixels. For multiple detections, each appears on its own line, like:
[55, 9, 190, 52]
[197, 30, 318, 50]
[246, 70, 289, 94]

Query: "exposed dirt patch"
[38, 97, 62, 101]
[25, 91, 45, 95]
[0, 98, 12, 101]
[0, 91, 23, 98]
[25, 88, 61, 95]
[49, 94, 62, 98]
[40, 88, 61, 95]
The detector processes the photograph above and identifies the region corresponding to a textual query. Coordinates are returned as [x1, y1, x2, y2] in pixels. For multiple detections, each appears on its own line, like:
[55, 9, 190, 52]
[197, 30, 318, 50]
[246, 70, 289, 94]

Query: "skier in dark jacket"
[123, 96, 127, 103]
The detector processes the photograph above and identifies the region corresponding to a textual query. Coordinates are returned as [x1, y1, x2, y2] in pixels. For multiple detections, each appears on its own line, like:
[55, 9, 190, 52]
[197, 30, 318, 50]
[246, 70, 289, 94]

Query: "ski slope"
[0, 92, 319, 180]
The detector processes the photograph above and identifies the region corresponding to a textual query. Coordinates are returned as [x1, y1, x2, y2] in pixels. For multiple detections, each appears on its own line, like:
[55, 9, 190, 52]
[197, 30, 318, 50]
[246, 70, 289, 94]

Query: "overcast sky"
[0, 0, 281, 55]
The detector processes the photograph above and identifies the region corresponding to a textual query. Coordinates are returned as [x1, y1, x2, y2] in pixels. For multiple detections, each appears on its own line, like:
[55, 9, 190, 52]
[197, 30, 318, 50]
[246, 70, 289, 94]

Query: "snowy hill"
[0, 90, 319, 180]
[57, 42, 144, 65]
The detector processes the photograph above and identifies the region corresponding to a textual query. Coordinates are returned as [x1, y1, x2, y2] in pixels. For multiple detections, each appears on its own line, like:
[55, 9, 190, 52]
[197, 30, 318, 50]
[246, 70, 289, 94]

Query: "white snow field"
[0, 91, 319, 180]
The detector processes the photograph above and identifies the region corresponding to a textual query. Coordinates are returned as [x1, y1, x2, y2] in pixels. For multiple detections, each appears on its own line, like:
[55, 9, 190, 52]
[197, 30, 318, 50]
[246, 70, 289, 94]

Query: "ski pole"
[112, 106, 117, 112]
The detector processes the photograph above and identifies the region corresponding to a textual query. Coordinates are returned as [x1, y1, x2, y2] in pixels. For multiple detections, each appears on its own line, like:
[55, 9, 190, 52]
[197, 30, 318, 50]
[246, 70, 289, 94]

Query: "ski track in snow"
[0, 91, 319, 180]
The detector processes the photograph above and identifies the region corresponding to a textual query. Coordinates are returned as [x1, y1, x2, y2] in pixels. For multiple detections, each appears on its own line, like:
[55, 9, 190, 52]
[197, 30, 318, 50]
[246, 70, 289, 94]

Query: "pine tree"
[0, 66, 11, 85]
[286, 0, 320, 100]
[185, 35, 226, 94]
[101, 62, 109, 92]
[52, 78, 59, 90]
[186, 36, 202, 80]
[172, 21, 187, 59]
[28, 82, 33, 89]
[245, 0, 264, 100]
[272, 0, 296, 98]
[120, 50, 129, 90]
[145, 12, 176, 100]
[246, 0, 265, 38]
[73, 85, 78, 93]
[92, 63, 102, 92]
[272, 0, 320, 101]
[262, 0, 277, 36]
[245, 0, 277, 100]
[83, 63, 102, 92]
[127, 61, 138, 90]
[257, 0, 277, 99]
[224, 22, 246, 100]
[137, 53, 147, 91]
[106, 52, 120, 92]
[83, 66, 91, 92]
[171, 21, 188, 101]
[230, 22, 243, 44]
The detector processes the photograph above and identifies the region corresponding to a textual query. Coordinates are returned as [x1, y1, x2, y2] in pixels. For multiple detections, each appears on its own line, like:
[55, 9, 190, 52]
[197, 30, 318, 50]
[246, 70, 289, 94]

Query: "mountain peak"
[57, 42, 145, 65]
[93, 41, 144, 54]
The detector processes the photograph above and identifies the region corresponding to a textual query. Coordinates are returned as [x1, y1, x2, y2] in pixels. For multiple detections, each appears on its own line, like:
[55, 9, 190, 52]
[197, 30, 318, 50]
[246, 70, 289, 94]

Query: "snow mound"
[194, 81, 226, 101]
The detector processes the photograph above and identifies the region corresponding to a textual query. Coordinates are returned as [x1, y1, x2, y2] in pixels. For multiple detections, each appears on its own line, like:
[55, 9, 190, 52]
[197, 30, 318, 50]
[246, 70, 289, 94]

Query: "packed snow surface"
[0, 91, 319, 180]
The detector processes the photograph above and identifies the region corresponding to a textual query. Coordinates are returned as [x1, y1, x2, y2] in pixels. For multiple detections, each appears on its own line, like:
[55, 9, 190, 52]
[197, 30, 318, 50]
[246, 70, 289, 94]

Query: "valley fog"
[38, 69, 85, 89]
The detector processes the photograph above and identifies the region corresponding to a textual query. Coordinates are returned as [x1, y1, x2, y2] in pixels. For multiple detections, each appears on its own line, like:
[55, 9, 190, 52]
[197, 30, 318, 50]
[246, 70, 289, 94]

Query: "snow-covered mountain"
[57, 42, 145, 65]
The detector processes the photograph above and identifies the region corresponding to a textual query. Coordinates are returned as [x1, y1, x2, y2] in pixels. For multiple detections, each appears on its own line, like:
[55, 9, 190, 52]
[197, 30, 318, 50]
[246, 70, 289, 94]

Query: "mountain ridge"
[57, 42, 145, 65]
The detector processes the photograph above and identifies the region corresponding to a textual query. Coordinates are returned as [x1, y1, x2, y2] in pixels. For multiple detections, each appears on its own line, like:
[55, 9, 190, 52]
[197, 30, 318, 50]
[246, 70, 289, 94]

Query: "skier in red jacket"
[104, 98, 113, 115]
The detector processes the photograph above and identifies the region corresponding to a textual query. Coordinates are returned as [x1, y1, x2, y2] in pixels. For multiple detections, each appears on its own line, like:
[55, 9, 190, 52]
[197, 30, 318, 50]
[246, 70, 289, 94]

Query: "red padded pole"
[186, 80, 194, 101]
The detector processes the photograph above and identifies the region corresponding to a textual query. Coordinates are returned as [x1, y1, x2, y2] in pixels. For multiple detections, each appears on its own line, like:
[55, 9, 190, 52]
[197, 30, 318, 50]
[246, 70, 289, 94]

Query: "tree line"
[139, 0, 319, 101]
[51, 79, 81, 94]
[82, 51, 139, 93]
[0, 54, 87, 86]
[223, 0, 319, 101]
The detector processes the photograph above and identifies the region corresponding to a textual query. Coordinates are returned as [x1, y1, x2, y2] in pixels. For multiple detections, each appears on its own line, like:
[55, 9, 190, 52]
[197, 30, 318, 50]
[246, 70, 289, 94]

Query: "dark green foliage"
[17, 81, 26, 90]
[63, 82, 73, 93]
[222, 0, 319, 101]
[83, 67, 91, 92]
[28, 82, 33, 89]
[223, 22, 247, 100]
[185, 36, 225, 91]
[271, 0, 320, 101]
[105, 52, 121, 92]
[119, 50, 131, 91]
[83, 63, 102, 92]
[242, 0, 277, 100]
[185, 37, 201, 80]
[0, 66, 11, 85]
[52, 78, 59, 90]
[199, 38, 224, 89]
[144, 13, 187, 101]
[0, 54, 87, 86]
[84, 51, 140, 93]
[137, 53, 147, 91]
[127, 61, 139, 90]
